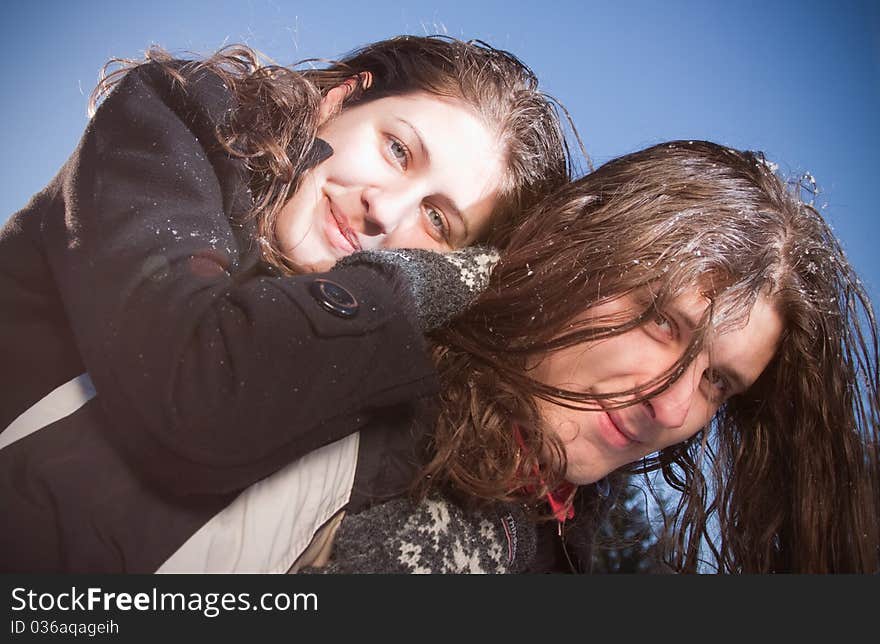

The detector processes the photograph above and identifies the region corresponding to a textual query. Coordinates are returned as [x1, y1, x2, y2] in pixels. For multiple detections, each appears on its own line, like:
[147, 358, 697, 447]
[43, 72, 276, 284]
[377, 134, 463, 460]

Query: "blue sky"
[2, 0, 878, 308]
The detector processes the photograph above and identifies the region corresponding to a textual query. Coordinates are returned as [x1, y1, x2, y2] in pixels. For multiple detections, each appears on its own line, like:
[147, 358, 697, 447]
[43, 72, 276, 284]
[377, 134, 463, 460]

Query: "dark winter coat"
[0, 61, 438, 572]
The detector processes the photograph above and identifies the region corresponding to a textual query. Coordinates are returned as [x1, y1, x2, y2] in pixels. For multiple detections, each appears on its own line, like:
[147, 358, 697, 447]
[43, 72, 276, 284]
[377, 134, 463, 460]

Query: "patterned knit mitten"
[300, 495, 537, 574]
[334, 246, 499, 332]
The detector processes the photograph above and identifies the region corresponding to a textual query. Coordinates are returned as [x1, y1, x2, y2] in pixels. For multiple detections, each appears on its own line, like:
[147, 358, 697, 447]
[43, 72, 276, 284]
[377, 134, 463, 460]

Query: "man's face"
[530, 290, 783, 484]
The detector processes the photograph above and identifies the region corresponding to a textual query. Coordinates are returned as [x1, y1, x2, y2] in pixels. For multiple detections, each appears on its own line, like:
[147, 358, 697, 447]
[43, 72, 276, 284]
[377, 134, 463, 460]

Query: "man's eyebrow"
[677, 309, 701, 333]
[725, 369, 749, 394]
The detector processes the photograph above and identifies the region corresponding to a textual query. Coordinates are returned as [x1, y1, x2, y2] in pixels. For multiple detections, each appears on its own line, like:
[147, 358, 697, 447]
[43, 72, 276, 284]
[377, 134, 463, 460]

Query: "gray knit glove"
[299, 495, 537, 574]
[334, 245, 499, 332]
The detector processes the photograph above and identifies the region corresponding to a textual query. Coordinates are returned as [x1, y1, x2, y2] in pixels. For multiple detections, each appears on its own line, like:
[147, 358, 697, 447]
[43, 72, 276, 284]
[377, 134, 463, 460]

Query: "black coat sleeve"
[40, 62, 438, 496]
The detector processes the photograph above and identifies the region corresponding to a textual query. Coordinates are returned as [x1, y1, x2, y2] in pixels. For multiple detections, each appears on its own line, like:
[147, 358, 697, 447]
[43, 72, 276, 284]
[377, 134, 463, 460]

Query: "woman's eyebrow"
[395, 117, 469, 241]
[396, 118, 428, 164]
[432, 195, 468, 240]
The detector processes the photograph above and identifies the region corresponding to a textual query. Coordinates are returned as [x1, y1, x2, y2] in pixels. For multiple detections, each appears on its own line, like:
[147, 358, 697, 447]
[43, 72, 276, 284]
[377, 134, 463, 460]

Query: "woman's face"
[529, 289, 783, 485]
[275, 91, 505, 273]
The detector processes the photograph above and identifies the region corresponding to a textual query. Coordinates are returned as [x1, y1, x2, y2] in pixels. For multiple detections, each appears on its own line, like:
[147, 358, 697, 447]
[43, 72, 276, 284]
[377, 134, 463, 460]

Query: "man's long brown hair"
[91, 35, 577, 271]
[425, 140, 879, 573]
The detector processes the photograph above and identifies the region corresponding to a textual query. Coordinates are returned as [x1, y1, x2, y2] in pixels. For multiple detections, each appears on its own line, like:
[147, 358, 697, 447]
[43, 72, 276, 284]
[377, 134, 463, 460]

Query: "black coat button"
[309, 278, 359, 318]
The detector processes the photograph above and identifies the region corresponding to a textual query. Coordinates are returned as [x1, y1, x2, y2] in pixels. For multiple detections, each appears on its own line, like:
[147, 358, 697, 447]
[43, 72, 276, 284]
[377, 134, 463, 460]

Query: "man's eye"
[652, 313, 675, 339]
[704, 369, 730, 400]
[388, 137, 409, 169]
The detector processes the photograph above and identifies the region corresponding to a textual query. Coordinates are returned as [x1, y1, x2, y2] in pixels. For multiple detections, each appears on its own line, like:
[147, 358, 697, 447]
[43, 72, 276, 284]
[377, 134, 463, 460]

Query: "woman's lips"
[329, 202, 362, 252]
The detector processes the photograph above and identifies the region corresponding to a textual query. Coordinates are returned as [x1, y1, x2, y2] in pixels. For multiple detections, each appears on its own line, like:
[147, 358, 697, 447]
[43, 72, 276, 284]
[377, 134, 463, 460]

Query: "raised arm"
[40, 62, 437, 495]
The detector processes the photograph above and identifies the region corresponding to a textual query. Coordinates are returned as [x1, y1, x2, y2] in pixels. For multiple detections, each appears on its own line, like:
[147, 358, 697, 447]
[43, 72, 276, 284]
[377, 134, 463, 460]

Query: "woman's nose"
[360, 185, 419, 239]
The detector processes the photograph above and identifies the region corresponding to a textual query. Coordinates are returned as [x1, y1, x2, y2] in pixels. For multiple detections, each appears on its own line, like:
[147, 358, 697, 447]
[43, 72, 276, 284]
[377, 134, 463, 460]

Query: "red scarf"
[513, 424, 576, 524]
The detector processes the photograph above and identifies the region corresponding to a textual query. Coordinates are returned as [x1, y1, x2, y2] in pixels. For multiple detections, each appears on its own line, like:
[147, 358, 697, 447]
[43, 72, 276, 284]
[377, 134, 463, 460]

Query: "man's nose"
[645, 358, 704, 430]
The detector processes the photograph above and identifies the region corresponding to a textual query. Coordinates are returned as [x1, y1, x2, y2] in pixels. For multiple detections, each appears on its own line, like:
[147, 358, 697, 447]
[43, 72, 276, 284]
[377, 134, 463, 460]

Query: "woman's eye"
[388, 137, 409, 170]
[424, 206, 451, 242]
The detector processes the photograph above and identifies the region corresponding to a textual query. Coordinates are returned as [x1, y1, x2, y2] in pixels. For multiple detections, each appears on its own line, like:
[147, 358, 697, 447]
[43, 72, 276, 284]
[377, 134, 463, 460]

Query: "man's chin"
[565, 467, 608, 487]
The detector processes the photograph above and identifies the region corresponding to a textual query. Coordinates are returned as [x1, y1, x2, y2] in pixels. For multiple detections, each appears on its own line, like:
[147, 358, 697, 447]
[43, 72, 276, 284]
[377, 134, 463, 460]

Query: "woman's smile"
[326, 196, 362, 253]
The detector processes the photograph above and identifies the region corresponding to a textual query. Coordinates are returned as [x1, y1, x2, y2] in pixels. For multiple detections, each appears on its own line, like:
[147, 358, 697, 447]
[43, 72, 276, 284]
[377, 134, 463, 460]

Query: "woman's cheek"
[383, 226, 445, 252]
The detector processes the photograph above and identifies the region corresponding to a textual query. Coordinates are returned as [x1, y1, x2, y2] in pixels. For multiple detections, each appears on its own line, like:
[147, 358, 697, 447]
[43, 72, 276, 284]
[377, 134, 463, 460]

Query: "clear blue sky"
[3, 0, 878, 308]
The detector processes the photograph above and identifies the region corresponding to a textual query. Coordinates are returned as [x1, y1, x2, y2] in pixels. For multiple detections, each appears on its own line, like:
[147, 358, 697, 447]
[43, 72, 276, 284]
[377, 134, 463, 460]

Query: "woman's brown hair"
[425, 140, 879, 573]
[91, 35, 578, 271]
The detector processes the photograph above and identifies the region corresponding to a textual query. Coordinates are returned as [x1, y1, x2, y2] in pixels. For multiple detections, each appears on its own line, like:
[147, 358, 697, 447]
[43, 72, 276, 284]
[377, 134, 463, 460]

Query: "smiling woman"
[276, 91, 505, 272]
[0, 35, 574, 572]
